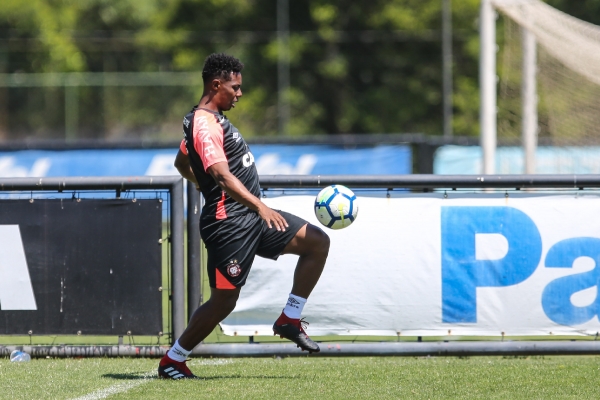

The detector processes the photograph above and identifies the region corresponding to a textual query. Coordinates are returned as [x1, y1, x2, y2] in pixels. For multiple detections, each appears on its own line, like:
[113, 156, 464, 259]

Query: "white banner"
[220, 192, 600, 337]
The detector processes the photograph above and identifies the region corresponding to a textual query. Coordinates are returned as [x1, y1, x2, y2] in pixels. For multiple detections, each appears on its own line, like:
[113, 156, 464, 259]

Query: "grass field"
[2, 355, 600, 399]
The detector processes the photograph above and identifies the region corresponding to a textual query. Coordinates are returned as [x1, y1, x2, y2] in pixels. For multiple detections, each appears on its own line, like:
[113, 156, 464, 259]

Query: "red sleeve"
[192, 111, 227, 171]
[179, 139, 188, 155]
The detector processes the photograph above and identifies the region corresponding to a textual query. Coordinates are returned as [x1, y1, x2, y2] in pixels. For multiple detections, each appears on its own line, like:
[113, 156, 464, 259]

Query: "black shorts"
[203, 210, 307, 289]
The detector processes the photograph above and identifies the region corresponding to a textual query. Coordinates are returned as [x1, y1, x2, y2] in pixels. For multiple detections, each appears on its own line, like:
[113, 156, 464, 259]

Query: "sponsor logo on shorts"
[227, 260, 242, 277]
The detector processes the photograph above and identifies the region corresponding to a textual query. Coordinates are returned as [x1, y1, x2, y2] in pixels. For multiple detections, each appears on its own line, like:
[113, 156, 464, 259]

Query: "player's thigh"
[256, 210, 307, 260]
[281, 222, 330, 256]
[204, 214, 263, 288]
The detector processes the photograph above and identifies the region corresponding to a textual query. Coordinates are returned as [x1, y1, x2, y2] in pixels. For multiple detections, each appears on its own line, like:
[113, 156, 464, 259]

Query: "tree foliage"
[0, 0, 596, 140]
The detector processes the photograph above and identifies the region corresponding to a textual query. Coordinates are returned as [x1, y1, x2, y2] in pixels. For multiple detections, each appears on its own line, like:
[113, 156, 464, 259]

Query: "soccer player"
[158, 53, 330, 379]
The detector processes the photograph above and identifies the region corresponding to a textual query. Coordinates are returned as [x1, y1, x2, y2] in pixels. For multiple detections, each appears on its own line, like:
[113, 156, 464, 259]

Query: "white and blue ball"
[314, 184, 358, 230]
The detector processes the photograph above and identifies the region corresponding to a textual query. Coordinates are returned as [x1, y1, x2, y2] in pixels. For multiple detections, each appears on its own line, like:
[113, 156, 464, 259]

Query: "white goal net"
[493, 0, 600, 146]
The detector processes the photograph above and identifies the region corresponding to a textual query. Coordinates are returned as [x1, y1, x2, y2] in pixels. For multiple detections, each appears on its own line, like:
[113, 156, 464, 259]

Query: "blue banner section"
[434, 145, 600, 174]
[0, 144, 411, 177]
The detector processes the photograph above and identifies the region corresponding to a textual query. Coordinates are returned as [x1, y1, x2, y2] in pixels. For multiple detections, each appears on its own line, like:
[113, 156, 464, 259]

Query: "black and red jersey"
[181, 107, 260, 228]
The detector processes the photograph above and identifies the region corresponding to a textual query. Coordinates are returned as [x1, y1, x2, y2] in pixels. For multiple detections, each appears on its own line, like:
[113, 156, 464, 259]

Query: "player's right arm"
[174, 148, 200, 189]
[207, 161, 289, 231]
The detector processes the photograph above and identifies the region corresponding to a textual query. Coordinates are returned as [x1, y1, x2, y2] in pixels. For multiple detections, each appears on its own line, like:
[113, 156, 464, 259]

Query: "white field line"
[189, 359, 233, 366]
[69, 371, 154, 400]
[70, 359, 234, 399]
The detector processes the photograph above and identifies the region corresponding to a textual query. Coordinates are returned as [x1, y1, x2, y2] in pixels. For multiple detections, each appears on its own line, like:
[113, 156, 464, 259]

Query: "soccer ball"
[314, 185, 358, 229]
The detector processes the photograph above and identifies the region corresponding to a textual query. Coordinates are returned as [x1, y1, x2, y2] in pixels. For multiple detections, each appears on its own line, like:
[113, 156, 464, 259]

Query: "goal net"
[493, 0, 600, 146]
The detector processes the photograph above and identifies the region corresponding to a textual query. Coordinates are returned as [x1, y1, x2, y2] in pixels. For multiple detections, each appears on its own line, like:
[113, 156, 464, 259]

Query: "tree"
[5, 0, 593, 140]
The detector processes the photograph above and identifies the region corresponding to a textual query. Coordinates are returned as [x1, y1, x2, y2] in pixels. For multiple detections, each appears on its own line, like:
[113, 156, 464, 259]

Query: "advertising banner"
[221, 192, 600, 337]
[0, 199, 162, 335]
[0, 144, 411, 177]
[434, 145, 600, 174]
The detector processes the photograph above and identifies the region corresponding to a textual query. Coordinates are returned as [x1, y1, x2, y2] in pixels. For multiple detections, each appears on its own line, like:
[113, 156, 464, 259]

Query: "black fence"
[0, 177, 186, 342]
[0, 199, 162, 335]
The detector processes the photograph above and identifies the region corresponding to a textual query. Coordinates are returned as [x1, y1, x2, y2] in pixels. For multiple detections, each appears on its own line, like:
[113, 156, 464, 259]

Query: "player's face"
[218, 72, 243, 111]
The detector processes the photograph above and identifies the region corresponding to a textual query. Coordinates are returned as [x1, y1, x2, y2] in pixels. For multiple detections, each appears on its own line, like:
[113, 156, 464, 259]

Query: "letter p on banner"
[0, 225, 37, 310]
[441, 207, 541, 323]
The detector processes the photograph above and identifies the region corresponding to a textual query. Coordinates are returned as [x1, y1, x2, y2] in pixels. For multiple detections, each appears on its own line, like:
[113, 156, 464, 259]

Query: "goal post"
[521, 26, 537, 174]
[480, 0, 497, 174]
[481, 0, 600, 174]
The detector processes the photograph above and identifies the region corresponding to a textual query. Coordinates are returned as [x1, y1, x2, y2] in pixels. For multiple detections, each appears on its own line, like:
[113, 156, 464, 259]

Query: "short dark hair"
[202, 53, 244, 84]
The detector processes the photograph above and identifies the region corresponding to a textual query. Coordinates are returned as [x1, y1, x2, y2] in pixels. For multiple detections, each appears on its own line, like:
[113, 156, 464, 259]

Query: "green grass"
[2, 356, 600, 399]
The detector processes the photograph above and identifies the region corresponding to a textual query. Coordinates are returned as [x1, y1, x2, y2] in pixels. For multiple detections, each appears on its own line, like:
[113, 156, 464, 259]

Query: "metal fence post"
[186, 181, 201, 321]
[170, 178, 185, 343]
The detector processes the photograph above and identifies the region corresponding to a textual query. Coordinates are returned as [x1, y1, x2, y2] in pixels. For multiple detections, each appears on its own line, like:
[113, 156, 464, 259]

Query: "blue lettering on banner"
[542, 238, 600, 326]
[441, 206, 542, 323]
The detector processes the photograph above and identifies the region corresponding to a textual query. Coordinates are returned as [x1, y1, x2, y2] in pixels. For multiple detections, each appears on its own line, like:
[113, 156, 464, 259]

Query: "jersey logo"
[196, 115, 216, 157]
[233, 131, 240, 142]
[242, 152, 255, 167]
[181, 129, 188, 143]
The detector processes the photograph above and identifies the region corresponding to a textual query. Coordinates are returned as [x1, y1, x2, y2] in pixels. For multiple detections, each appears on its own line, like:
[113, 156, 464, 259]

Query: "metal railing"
[259, 174, 600, 189]
[3, 174, 600, 358]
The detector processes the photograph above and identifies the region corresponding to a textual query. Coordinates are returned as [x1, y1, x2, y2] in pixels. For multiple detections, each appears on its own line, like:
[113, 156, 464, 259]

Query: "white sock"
[282, 293, 307, 319]
[167, 340, 191, 362]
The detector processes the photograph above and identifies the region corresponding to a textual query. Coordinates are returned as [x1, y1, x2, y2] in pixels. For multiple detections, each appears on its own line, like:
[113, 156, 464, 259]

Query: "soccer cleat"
[273, 314, 320, 353]
[158, 354, 197, 379]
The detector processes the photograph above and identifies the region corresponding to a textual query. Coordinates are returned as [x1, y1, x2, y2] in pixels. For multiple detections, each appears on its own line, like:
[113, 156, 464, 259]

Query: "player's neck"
[198, 95, 222, 113]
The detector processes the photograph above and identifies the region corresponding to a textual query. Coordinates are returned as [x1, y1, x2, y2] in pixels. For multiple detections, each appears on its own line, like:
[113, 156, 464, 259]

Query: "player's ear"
[211, 78, 221, 91]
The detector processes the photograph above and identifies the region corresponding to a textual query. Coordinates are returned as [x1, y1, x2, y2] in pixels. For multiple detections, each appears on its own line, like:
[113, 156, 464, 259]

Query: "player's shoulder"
[183, 106, 196, 129]
[192, 108, 227, 133]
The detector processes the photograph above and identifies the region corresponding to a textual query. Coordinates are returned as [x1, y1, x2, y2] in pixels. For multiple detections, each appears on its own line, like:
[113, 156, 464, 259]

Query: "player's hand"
[257, 204, 289, 231]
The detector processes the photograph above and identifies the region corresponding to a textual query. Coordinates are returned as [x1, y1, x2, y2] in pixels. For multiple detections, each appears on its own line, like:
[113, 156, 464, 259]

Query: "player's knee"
[210, 288, 240, 315]
[310, 225, 330, 257]
[221, 294, 238, 314]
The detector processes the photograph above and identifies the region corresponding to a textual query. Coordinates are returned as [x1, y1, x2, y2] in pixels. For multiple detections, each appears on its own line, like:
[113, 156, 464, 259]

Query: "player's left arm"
[174, 149, 200, 190]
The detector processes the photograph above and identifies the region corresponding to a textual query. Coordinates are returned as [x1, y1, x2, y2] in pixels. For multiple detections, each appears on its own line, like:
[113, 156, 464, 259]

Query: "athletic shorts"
[202, 210, 307, 289]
